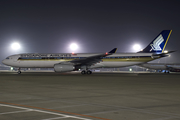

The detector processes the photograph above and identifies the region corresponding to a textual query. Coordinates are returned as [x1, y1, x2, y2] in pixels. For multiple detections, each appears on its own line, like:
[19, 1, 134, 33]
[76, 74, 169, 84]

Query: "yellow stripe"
[162, 30, 172, 53]
[19, 57, 161, 62]
[115, 48, 117, 53]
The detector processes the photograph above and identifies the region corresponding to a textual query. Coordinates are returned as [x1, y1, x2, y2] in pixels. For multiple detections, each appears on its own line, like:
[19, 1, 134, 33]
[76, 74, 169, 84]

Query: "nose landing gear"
[17, 68, 21, 74]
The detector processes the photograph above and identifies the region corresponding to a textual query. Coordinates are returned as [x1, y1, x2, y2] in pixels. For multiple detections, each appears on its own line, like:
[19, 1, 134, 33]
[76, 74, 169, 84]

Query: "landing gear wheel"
[17, 71, 21, 74]
[87, 70, 92, 75]
[81, 70, 86, 75]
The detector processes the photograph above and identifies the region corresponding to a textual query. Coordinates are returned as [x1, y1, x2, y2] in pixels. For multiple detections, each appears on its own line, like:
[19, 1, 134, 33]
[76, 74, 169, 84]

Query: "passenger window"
[6, 57, 9, 59]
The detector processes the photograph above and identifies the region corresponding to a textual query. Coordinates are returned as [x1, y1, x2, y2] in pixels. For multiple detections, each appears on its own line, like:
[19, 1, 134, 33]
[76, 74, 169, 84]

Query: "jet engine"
[54, 64, 75, 72]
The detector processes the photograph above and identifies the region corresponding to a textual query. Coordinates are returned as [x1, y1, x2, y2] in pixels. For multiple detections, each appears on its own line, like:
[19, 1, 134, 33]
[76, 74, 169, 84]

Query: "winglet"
[108, 48, 117, 54]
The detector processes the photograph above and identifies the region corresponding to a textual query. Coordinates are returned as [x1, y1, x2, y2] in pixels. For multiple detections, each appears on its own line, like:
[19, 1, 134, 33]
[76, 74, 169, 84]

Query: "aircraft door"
[13, 57, 20, 63]
[13, 58, 17, 62]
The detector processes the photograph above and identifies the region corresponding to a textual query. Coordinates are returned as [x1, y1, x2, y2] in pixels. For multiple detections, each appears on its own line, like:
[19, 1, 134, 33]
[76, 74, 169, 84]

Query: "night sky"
[0, 0, 180, 63]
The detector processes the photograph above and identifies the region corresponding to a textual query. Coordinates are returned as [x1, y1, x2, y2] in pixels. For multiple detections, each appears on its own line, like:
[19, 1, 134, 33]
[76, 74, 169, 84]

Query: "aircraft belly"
[14, 60, 144, 68]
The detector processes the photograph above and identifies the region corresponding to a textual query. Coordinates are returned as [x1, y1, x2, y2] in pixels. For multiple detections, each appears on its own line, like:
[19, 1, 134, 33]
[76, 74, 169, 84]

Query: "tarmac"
[0, 72, 180, 120]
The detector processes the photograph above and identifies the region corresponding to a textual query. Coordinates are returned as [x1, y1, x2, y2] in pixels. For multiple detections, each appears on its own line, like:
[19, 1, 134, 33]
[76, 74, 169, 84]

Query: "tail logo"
[150, 34, 164, 51]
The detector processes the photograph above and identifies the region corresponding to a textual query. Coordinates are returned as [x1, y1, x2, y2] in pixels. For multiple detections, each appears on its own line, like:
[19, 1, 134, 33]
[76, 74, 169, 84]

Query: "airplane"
[2, 30, 173, 75]
[138, 63, 180, 73]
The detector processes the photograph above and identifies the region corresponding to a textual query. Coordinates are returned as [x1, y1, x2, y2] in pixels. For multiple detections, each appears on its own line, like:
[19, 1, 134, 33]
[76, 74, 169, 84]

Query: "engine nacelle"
[54, 64, 75, 72]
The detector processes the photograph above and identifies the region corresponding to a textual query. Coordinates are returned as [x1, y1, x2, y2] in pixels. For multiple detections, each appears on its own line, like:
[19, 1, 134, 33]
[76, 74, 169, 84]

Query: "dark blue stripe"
[18, 56, 151, 60]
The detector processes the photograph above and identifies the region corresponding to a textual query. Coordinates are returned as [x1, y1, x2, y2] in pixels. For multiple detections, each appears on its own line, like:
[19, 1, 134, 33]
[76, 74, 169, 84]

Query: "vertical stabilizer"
[139, 30, 172, 53]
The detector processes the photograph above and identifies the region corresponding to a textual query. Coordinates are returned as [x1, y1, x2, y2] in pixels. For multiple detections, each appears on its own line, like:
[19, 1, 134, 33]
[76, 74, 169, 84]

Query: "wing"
[71, 48, 117, 66]
[61, 48, 117, 67]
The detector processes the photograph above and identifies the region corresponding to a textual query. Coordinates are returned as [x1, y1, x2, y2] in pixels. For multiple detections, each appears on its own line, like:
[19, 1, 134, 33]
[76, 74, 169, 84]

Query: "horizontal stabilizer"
[151, 50, 175, 58]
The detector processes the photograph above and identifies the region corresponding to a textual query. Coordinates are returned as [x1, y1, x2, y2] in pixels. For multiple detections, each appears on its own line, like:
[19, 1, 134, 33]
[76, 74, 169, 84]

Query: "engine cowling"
[54, 64, 75, 72]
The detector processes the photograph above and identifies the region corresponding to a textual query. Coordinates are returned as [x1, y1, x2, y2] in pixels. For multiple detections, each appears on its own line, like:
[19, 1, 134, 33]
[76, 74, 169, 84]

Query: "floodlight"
[133, 44, 141, 51]
[70, 43, 78, 51]
[11, 42, 21, 50]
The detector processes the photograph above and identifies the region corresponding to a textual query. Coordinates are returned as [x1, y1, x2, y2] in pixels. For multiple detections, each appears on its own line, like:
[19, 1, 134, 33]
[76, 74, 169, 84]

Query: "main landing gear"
[81, 70, 92, 75]
[164, 70, 170, 74]
[17, 68, 21, 74]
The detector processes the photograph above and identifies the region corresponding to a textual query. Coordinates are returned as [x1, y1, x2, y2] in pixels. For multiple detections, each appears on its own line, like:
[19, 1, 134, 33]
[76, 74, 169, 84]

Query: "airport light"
[11, 42, 21, 50]
[133, 44, 141, 51]
[69, 43, 78, 51]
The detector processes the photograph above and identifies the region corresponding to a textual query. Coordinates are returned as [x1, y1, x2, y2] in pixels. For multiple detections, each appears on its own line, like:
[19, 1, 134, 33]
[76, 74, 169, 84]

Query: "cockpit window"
[6, 57, 10, 59]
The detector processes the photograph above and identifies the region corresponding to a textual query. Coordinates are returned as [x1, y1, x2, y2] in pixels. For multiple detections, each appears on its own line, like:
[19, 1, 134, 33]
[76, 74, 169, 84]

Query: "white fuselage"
[2, 53, 160, 69]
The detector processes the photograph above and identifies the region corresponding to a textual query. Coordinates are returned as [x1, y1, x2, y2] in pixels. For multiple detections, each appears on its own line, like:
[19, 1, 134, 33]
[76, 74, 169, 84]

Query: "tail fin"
[108, 48, 117, 54]
[139, 30, 172, 53]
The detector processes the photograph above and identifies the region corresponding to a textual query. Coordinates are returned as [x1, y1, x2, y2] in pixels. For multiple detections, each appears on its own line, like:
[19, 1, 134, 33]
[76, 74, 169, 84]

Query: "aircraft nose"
[2, 59, 7, 65]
